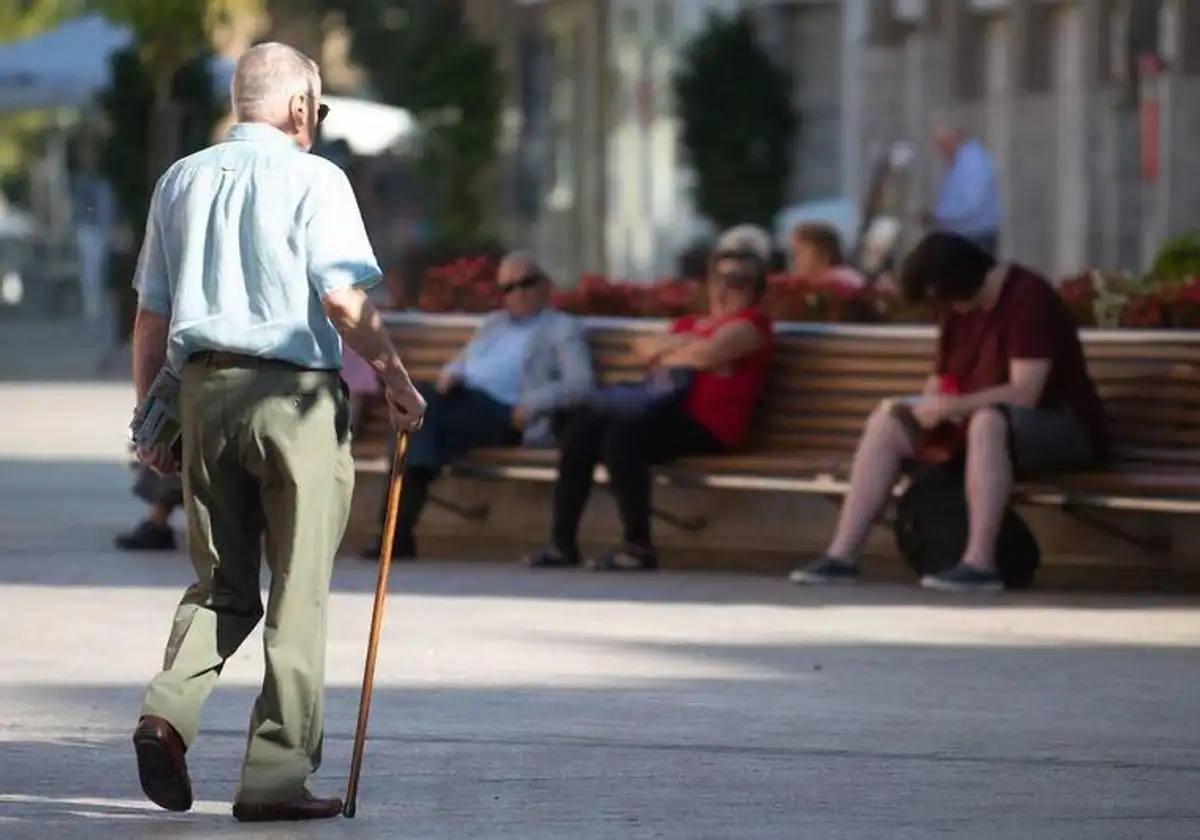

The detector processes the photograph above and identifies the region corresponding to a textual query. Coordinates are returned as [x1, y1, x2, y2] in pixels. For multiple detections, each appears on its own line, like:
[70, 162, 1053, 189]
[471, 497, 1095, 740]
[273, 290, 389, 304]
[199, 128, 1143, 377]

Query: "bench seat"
[353, 315, 1200, 529]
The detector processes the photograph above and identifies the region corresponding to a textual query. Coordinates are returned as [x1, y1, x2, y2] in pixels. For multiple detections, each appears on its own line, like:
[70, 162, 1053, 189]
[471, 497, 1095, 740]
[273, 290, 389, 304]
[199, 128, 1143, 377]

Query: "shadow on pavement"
[4, 653, 1200, 840]
[3, 458, 1199, 611]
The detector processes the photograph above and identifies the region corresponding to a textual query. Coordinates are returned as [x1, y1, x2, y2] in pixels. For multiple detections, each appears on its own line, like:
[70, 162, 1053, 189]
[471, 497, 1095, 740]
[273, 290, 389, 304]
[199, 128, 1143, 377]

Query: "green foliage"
[1150, 232, 1200, 285]
[0, 0, 83, 42]
[335, 0, 501, 246]
[673, 11, 796, 230]
[99, 47, 155, 230]
[98, 0, 260, 72]
[99, 47, 221, 231]
[0, 0, 87, 199]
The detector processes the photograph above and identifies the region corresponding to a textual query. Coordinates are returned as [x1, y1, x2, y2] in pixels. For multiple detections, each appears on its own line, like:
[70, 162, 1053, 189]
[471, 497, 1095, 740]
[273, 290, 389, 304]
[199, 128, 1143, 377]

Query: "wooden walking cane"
[344, 430, 409, 818]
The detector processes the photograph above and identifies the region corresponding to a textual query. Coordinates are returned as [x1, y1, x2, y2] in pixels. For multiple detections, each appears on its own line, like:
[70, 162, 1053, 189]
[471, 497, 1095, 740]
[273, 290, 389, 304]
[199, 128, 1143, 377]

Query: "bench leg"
[1061, 505, 1174, 556]
[427, 493, 491, 522]
[649, 505, 709, 532]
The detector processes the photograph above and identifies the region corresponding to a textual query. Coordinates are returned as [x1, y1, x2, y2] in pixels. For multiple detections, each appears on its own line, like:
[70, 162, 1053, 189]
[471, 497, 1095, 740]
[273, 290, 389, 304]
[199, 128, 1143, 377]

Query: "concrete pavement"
[2, 356, 1200, 838]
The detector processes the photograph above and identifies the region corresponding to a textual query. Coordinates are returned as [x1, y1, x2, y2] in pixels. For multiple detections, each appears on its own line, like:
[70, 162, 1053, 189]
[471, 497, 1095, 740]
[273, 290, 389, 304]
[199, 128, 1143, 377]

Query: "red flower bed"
[417, 257, 503, 314]
[1057, 271, 1200, 328]
[415, 258, 1200, 329]
[553, 274, 704, 318]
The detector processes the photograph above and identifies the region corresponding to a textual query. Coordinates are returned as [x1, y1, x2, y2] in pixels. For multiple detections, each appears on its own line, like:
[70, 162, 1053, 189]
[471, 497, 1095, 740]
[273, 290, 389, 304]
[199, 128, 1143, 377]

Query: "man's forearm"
[953, 383, 1034, 415]
[132, 307, 170, 403]
[325, 288, 412, 386]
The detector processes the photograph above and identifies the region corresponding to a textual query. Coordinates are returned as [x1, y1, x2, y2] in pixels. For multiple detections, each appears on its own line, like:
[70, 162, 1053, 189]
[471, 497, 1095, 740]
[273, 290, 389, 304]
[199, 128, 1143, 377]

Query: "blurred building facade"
[471, 0, 1200, 282]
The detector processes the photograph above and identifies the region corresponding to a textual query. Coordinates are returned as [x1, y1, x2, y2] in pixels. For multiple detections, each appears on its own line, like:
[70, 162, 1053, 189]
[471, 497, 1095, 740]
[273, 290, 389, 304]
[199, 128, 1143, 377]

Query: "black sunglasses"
[499, 273, 543, 295]
[317, 103, 330, 126]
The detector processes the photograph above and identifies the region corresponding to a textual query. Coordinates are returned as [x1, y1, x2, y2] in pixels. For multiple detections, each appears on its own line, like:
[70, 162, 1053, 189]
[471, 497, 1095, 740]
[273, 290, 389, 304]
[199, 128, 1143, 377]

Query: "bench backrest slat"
[377, 319, 1199, 472]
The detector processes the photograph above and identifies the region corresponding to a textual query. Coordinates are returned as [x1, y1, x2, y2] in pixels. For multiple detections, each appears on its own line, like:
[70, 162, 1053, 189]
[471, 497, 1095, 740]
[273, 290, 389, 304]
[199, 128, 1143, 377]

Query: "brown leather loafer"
[232, 789, 344, 822]
[132, 715, 193, 812]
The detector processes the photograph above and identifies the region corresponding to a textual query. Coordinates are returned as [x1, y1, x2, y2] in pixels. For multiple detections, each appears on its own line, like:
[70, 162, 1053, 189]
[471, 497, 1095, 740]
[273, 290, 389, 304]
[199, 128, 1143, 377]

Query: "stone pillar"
[1148, 0, 1200, 263]
[981, 10, 1015, 261]
[1006, 0, 1057, 274]
[840, 0, 869, 205]
[1052, 1, 1091, 276]
[901, 10, 951, 241]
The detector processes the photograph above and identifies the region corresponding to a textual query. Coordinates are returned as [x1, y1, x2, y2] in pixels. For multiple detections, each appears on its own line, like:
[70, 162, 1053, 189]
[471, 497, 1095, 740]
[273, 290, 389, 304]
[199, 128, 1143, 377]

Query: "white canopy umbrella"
[320, 95, 417, 156]
[0, 13, 134, 112]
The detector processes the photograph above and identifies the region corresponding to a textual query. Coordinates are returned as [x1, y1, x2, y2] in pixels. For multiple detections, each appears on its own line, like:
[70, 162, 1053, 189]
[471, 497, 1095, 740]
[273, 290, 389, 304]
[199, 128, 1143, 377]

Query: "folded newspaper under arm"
[130, 367, 182, 451]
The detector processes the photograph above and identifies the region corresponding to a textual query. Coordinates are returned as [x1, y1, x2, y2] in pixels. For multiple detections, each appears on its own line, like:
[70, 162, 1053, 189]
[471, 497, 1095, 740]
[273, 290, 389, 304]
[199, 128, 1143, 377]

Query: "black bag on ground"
[893, 459, 1040, 589]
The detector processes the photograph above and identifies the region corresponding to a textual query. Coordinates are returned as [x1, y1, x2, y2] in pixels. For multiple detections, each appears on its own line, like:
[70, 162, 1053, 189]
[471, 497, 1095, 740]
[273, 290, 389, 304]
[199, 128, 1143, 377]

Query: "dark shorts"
[892, 398, 1095, 477]
[997, 405, 1094, 476]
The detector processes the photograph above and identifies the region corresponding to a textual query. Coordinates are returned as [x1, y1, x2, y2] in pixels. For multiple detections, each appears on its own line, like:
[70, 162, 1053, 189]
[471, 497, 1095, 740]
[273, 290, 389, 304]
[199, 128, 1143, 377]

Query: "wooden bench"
[354, 312, 1200, 554]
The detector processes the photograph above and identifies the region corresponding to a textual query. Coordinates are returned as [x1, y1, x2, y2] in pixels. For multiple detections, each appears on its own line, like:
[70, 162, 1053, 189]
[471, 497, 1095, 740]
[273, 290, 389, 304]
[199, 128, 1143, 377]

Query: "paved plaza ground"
[2, 321, 1200, 838]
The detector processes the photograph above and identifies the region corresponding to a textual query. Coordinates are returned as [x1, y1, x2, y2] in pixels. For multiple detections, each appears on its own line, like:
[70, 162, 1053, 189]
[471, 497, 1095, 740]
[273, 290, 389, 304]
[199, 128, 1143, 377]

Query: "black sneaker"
[524, 546, 581, 569]
[920, 564, 1003, 593]
[789, 555, 859, 586]
[360, 530, 417, 562]
[586, 545, 658, 572]
[115, 520, 176, 551]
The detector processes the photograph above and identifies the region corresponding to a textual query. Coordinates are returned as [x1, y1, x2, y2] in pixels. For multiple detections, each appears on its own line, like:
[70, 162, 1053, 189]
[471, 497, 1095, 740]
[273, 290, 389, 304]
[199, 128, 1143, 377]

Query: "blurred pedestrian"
[929, 125, 1001, 255]
[114, 466, 182, 551]
[129, 42, 425, 823]
[71, 143, 116, 327]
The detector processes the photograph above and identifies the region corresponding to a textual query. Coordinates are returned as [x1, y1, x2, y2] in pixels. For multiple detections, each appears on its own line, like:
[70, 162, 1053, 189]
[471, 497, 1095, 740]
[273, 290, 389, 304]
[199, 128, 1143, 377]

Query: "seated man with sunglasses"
[364, 251, 594, 559]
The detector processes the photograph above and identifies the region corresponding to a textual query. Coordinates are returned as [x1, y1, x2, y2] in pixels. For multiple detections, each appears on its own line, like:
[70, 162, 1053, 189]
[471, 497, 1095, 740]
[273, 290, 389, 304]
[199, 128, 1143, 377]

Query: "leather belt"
[189, 351, 325, 373]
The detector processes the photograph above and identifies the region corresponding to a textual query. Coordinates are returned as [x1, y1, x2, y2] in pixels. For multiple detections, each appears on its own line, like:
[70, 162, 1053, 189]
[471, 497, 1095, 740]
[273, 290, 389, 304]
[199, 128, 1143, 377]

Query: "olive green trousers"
[141, 361, 354, 803]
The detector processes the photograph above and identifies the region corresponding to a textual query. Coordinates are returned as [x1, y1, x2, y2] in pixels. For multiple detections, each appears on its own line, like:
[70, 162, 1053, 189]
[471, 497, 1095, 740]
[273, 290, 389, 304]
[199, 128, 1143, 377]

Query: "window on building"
[953, 10, 986, 100]
[1018, 3, 1054, 94]
[622, 6, 640, 39]
[655, 0, 673, 43]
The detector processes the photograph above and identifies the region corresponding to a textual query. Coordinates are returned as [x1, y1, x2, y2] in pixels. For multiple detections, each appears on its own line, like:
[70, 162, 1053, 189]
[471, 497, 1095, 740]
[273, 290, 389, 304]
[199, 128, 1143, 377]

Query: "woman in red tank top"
[526, 248, 774, 572]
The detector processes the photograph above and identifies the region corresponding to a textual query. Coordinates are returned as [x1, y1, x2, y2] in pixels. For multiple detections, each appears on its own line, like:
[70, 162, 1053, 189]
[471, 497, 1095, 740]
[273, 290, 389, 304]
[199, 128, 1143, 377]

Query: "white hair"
[716, 224, 773, 263]
[501, 250, 545, 276]
[232, 42, 321, 124]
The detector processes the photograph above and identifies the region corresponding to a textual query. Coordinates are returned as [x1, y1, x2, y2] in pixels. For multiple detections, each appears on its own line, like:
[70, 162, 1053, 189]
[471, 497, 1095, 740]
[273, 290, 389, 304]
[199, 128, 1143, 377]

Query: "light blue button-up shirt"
[460, 310, 546, 406]
[133, 123, 381, 372]
[934, 138, 1002, 239]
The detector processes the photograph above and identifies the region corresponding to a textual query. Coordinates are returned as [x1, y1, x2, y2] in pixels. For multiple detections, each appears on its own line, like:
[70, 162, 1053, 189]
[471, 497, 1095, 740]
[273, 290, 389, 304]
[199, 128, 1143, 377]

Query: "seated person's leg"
[791, 400, 914, 584]
[439, 387, 523, 457]
[594, 402, 722, 571]
[374, 386, 521, 561]
[404, 384, 450, 473]
[923, 405, 1091, 593]
[527, 409, 611, 568]
[961, 408, 1012, 573]
[365, 384, 448, 560]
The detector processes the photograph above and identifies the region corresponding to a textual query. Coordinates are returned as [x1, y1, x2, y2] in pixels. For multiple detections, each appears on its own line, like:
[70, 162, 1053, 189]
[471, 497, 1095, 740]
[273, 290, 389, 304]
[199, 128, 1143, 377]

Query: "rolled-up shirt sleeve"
[306, 166, 382, 297]
[132, 180, 171, 315]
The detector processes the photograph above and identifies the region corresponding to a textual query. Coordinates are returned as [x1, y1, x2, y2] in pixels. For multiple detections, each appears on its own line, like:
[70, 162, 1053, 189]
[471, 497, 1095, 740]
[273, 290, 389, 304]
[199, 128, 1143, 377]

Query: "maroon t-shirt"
[936, 265, 1108, 455]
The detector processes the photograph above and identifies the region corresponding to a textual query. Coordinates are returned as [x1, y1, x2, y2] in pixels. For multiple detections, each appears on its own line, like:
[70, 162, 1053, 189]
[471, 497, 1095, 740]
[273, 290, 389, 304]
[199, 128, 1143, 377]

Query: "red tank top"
[675, 306, 774, 448]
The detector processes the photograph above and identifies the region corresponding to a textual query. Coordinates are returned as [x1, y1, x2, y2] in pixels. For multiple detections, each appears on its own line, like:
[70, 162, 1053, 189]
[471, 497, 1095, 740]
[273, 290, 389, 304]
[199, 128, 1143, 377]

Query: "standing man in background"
[129, 43, 425, 823]
[930, 125, 1001, 255]
[71, 143, 116, 329]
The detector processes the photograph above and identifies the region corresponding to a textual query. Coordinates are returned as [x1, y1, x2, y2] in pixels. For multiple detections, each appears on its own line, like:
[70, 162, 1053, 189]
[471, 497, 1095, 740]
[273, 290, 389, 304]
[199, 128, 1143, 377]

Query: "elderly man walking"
[129, 43, 425, 822]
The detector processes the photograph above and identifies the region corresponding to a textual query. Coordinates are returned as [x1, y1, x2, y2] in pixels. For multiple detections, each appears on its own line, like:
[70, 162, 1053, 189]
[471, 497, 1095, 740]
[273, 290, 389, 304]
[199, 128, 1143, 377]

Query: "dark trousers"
[133, 464, 184, 511]
[389, 385, 520, 537]
[552, 402, 724, 553]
